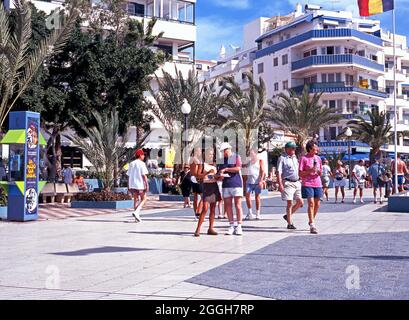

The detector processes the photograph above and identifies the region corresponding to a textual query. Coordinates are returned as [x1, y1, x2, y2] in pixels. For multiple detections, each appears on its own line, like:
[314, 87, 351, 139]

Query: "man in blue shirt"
[368, 158, 386, 204]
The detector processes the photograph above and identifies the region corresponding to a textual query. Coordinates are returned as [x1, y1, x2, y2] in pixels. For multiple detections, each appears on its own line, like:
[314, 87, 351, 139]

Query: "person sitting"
[73, 172, 87, 192]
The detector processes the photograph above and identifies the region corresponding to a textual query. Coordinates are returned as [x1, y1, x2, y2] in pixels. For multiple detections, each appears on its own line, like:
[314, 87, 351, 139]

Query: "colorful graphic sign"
[25, 117, 39, 215]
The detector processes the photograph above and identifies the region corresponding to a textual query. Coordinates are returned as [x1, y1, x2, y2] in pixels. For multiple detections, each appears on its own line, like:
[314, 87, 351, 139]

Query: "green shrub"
[75, 190, 132, 202]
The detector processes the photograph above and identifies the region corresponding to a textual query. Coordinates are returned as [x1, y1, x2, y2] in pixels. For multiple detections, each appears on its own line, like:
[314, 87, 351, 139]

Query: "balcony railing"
[291, 82, 388, 98]
[292, 54, 384, 72]
[256, 28, 383, 59]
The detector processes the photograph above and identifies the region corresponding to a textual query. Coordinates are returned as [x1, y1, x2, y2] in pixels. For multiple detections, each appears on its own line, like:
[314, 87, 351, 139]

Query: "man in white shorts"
[277, 142, 304, 230]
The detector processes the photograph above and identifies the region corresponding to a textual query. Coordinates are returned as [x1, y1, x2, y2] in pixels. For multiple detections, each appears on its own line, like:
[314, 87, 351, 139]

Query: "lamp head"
[345, 127, 353, 137]
[181, 99, 191, 115]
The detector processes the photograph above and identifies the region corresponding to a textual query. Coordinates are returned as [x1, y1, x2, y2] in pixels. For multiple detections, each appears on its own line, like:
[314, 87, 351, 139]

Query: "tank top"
[246, 159, 261, 184]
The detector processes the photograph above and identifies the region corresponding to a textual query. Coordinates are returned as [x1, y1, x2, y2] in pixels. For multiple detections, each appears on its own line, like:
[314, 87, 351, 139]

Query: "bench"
[40, 183, 56, 203]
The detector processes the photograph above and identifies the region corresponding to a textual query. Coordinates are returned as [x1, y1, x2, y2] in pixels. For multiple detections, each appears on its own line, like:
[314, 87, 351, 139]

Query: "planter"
[71, 200, 133, 210]
[159, 194, 194, 202]
[0, 206, 6, 220]
[388, 193, 409, 212]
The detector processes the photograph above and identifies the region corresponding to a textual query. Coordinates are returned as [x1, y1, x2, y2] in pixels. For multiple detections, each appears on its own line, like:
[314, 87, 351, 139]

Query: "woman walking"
[333, 160, 347, 203]
[194, 148, 222, 237]
[321, 159, 332, 201]
[179, 164, 192, 208]
[190, 147, 203, 220]
[299, 140, 323, 234]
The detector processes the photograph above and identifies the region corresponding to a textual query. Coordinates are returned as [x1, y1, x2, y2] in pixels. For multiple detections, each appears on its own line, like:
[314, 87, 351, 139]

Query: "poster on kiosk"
[0, 111, 43, 221]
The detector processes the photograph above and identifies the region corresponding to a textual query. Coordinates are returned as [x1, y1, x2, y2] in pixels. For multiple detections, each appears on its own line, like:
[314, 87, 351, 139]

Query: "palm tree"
[148, 67, 221, 149]
[68, 110, 148, 190]
[338, 109, 392, 163]
[220, 72, 270, 156]
[0, 0, 80, 130]
[268, 85, 343, 156]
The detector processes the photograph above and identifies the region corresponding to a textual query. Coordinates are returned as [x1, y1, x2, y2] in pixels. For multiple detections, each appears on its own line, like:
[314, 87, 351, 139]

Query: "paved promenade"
[1, 190, 408, 300]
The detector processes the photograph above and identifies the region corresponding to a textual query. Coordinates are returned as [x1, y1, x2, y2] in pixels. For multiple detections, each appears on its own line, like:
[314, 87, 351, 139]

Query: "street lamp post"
[181, 99, 191, 165]
[345, 127, 353, 190]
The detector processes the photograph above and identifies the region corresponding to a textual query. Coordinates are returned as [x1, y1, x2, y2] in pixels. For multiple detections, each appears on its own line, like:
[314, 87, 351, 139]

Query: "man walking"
[277, 142, 304, 230]
[218, 142, 244, 236]
[368, 158, 386, 204]
[352, 159, 367, 203]
[244, 148, 265, 220]
[127, 149, 149, 223]
[391, 154, 408, 194]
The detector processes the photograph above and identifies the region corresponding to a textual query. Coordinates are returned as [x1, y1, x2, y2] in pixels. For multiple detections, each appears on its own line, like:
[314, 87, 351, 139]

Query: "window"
[304, 74, 317, 84]
[330, 127, 337, 140]
[322, 74, 327, 83]
[127, 2, 145, 16]
[282, 54, 288, 65]
[274, 82, 279, 91]
[328, 100, 336, 109]
[303, 48, 317, 58]
[324, 127, 331, 141]
[344, 47, 353, 54]
[257, 63, 264, 74]
[345, 74, 354, 86]
[282, 80, 288, 90]
[321, 46, 341, 55]
[273, 57, 278, 67]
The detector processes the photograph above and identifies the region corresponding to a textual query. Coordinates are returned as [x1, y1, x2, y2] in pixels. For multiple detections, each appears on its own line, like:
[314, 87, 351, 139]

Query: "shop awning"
[342, 153, 370, 161]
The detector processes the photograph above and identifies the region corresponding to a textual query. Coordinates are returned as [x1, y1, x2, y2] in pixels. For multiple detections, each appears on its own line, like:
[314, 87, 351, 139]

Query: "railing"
[256, 28, 383, 59]
[291, 54, 384, 72]
[291, 82, 388, 98]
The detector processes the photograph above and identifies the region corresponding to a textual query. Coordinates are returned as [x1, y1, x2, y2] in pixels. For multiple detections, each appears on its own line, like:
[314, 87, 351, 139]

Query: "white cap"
[219, 142, 232, 151]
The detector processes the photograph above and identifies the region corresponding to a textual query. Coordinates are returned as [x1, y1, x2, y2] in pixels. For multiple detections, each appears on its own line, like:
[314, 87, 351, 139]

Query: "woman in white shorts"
[333, 160, 347, 203]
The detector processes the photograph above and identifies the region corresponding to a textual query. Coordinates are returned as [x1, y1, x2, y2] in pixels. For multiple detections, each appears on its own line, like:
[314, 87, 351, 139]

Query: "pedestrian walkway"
[1, 189, 408, 300]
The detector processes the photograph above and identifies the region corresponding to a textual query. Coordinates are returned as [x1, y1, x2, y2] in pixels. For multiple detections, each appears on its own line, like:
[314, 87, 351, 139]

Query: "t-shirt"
[217, 154, 243, 188]
[353, 165, 367, 181]
[322, 165, 331, 177]
[127, 159, 149, 190]
[299, 155, 322, 188]
[63, 167, 73, 184]
[368, 163, 385, 180]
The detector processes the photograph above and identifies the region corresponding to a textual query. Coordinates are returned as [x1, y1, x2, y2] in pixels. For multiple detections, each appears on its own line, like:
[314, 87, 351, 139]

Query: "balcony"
[292, 54, 384, 73]
[291, 82, 388, 98]
[256, 28, 383, 60]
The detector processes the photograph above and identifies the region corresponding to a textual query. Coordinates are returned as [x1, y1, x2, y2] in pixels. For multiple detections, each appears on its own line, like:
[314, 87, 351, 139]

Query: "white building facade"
[202, 3, 409, 158]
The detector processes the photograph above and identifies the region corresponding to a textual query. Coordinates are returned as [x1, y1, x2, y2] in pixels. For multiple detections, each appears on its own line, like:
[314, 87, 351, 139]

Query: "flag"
[358, 0, 394, 16]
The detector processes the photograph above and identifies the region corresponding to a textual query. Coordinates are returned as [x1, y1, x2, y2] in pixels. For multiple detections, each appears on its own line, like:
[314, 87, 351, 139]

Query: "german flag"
[358, 0, 394, 16]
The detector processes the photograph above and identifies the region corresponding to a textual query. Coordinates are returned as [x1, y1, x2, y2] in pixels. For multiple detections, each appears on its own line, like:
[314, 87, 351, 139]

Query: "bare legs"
[307, 197, 320, 225]
[195, 202, 217, 236]
[334, 186, 345, 203]
[373, 187, 383, 203]
[193, 193, 203, 216]
[286, 199, 303, 225]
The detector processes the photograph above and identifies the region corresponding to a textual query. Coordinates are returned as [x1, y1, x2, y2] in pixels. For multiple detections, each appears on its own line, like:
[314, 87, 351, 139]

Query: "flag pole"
[392, 7, 399, 194]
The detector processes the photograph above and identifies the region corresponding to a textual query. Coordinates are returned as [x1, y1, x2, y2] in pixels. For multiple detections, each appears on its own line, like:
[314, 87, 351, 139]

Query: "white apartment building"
[202, 3, 409, 159]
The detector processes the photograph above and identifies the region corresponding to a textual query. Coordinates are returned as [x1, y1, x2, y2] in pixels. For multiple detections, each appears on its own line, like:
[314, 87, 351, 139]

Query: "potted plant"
[0, 189, 7, 219]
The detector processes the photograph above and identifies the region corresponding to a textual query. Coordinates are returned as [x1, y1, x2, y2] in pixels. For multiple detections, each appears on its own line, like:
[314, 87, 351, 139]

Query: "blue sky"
[196, 0, 409, 60]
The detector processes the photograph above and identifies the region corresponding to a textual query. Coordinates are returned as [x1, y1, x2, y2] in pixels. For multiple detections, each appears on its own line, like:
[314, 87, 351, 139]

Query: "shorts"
[301, 186, 323, 199]
[246, 183, 262, 195]
[222, 187, 243, 198]
[321, 176, 330, 188]
[181, 186, 191, 198]
[281, 180, 302, 201]
[372, 179, 383, 189]
[394, 175, 405, 186]
[203, 183, 222, 203]
[353, 179, 365, 189]
[334, 178, 346, 188]
[192, 182, 203, 194]
[129, 189, 146, 196]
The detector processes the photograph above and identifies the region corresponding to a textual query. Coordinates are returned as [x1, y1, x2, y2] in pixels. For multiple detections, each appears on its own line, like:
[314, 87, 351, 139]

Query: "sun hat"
[284, 141, 297, 149]
[219, 142, 232, 151]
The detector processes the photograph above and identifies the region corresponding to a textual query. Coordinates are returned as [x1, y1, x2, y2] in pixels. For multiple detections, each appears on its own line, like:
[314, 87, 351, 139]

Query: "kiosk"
[0, 111, 47, 221]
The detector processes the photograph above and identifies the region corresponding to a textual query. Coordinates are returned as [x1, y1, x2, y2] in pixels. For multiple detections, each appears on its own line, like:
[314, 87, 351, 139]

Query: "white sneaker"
[226, 225, 235, 235]
[353, 198, 356, 204]
[234, 225, 243, 236]
[255, 213, 261, 220]
[244, 213, 255, 220]
[360, 199, 364, 204]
